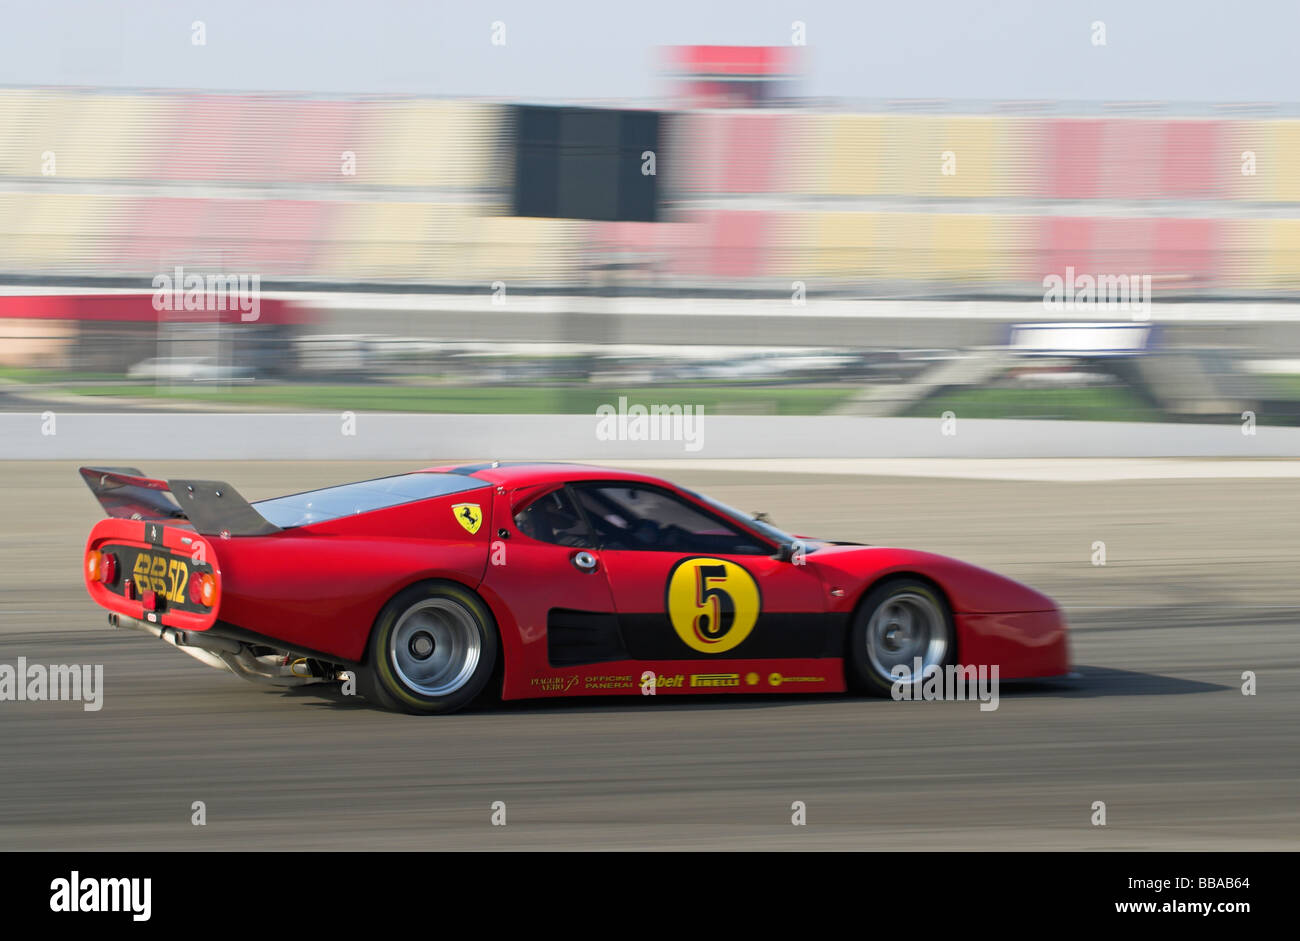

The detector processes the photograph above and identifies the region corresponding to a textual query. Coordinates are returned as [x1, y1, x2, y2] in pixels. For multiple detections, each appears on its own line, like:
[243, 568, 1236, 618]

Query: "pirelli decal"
[690, 673, 741, 688]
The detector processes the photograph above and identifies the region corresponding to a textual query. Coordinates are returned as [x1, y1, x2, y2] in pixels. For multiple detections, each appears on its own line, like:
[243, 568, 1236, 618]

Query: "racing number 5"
[666, 557, 760, 654]
[693, 564, 734, 642]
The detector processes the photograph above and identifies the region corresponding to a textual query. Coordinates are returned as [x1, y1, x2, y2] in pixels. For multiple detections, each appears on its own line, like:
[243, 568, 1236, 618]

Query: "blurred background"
[2, 2, 1300, 426]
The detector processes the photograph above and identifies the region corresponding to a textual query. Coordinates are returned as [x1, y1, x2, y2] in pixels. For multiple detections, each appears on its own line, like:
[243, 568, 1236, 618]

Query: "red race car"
[80, 462, 1070, 714]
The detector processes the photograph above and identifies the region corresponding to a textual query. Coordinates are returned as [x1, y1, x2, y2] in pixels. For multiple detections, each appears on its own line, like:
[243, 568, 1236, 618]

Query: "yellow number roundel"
[666, 558, 760, 654]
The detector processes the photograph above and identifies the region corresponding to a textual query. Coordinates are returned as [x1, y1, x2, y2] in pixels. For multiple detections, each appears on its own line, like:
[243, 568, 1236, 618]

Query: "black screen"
[511, 105, 660, 222]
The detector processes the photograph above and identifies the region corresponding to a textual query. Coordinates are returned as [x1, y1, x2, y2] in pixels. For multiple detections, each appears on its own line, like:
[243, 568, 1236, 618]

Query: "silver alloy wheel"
[389, 598, 482, 697]
[865, 590, 949, 684]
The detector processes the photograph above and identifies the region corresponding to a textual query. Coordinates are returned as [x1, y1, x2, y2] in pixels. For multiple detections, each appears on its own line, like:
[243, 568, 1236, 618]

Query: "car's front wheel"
[361, 581, 499, 714]
[847, 577, 956, 697]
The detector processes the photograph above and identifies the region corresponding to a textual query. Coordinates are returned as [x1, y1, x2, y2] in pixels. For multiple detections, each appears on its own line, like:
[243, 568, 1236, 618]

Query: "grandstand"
[0, 86, 1298, 296]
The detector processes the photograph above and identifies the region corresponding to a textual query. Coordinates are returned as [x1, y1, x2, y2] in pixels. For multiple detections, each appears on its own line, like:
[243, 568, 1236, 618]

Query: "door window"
[570, 483, 768, 555]
[513, 488, 596, 548]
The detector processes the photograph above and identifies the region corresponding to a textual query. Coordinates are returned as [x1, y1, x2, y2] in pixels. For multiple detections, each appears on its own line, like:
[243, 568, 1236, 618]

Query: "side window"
[513, 488, 595, 548]
[571, 484, 767, 555]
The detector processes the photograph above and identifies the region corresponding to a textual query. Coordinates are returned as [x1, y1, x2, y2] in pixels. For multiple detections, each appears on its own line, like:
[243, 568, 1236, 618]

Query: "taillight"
[189, 573, 216, 607]
[141, 590, 158, 611]
[99, 552, 118, 585]
[123, 579, 136, 601]
[86, 550, 102, 582]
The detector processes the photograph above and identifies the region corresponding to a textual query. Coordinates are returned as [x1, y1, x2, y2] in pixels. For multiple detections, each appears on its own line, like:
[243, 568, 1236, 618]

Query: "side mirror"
[773, 541, 797, 563]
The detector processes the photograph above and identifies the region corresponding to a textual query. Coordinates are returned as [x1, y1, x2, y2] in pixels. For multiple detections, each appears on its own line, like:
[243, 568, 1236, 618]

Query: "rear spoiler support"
[79, 467, 281, 537]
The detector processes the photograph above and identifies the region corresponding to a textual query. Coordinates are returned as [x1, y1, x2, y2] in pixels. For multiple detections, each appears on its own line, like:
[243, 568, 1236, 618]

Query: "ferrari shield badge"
[452, 503, 482, 534]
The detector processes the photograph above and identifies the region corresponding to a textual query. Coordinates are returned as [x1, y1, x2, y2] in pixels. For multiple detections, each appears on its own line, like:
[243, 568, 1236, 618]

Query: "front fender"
[809, 546, 1070, 679]
[810, 546, 1056, 614]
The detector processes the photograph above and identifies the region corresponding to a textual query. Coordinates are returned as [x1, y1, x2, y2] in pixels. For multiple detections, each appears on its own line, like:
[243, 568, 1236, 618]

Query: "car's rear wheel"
[361, 581, 499, 714]
[847, 577, 956, 697]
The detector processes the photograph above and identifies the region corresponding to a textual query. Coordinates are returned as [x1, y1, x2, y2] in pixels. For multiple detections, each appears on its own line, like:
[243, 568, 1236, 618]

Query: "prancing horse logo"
[452, 503, 482, 535]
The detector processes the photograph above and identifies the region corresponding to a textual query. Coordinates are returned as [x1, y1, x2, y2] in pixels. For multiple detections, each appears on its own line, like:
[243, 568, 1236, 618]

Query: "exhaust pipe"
[213, 648, 324, 687]
[159, 627, 228, 672]
[108, 612, 333, 686]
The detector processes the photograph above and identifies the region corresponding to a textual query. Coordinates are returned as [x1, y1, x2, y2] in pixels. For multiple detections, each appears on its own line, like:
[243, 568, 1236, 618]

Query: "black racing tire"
[360, 580, 499, 715]
[846, 577, 957, 697]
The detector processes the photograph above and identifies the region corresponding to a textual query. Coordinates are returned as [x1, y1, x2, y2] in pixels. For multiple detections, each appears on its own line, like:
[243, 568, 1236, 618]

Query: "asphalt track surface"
[1, 461, 1297, 850]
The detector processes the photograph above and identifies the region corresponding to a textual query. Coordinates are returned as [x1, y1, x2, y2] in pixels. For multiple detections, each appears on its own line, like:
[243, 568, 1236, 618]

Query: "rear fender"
[212, 500, 494, 663]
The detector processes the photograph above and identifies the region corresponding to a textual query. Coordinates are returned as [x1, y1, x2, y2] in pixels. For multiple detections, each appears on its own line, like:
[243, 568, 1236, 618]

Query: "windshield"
[683, 488, 798, 546]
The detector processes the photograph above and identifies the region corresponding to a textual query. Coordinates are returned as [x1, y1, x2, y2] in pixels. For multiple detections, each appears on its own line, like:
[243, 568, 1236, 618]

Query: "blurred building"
[666, 45, 801, 108]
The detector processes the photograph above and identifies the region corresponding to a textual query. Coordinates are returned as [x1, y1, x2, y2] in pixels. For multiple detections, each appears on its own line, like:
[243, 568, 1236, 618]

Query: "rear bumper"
[84, 518, 221, 633]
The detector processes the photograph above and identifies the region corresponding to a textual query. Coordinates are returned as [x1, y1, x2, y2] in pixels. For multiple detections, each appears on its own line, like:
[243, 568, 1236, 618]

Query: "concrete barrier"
[3, 412, 1296, 460]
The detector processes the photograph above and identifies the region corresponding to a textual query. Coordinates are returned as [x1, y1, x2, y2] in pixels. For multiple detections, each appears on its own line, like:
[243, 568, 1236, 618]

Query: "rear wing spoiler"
[79, 466, 281, 537]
